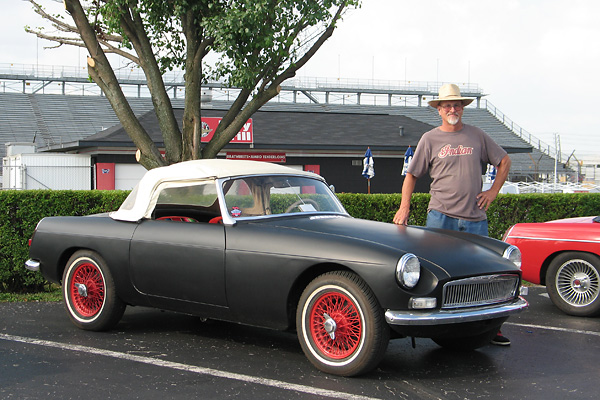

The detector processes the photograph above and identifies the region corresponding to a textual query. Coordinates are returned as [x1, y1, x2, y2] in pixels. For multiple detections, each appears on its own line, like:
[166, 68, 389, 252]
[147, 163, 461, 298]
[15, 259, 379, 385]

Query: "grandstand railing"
[0, 62, 567, 164]
[482, 100, 568, 163]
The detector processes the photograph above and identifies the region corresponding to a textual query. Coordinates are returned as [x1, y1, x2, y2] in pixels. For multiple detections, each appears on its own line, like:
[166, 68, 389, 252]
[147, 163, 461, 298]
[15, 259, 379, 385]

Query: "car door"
[129, 220, 226, 306]
[128, 179, 227, 307]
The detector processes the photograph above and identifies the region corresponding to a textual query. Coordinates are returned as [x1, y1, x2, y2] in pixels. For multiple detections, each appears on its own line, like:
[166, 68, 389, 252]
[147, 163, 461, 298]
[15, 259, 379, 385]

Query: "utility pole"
[554, 134, 559, 188]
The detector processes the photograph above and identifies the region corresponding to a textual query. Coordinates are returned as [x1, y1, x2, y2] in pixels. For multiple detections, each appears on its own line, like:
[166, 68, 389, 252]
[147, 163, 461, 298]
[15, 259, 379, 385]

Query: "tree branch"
[64, 0, 166, 169]
[276, 5, 347, 86]
[117, 3, 182, 163]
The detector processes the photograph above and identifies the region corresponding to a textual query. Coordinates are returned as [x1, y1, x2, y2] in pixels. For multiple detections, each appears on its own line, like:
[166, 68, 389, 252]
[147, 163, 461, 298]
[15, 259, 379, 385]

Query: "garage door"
[115, 163, 147, 190]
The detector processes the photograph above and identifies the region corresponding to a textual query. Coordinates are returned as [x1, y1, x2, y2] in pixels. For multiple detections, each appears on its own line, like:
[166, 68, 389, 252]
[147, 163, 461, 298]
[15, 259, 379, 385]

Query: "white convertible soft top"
[110, 159, 321, 222]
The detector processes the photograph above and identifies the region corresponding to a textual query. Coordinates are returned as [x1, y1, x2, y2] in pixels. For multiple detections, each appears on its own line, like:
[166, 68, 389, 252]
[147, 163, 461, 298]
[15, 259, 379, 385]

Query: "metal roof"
[0, 93, 533, 156]
[0, 93, 556, 179]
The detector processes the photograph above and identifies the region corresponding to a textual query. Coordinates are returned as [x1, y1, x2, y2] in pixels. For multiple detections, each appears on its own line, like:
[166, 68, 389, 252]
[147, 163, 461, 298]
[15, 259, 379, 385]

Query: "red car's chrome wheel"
[308, 291, 362, 359]
[69, 262, 106, 317]
[547, 252, 600, 317]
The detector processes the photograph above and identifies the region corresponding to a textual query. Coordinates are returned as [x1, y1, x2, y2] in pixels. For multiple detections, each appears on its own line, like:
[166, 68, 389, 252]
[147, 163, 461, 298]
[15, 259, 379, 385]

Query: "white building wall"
[2, 156, 24, 189]
[2, 153, 91, 190]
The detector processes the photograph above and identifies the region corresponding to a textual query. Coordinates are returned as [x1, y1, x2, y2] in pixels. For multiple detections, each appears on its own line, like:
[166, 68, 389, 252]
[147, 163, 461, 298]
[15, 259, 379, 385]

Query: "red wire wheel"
[63, 251, 126, 331]
[69, 261, 106, 317]
[297, 271, 389, 376]
[308, 291, 362, 359]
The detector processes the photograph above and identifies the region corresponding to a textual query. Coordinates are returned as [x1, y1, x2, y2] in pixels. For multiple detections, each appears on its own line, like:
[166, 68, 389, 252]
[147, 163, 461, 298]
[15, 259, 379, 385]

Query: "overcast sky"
[2, 0, 600, 164]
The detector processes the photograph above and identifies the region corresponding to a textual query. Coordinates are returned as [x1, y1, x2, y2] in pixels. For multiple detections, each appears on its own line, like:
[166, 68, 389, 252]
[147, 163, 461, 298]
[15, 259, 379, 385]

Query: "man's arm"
[477, 155, 511, 210]
[393, 173, 417, 225]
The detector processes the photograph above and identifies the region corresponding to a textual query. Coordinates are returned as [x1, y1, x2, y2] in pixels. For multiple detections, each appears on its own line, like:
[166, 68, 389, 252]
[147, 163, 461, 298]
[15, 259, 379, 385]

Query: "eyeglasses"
[439, 103, 463, 110]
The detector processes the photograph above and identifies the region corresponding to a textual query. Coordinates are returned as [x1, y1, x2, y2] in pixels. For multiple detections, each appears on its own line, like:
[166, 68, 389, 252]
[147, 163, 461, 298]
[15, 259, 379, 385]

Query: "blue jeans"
[426, 210, 489, 236]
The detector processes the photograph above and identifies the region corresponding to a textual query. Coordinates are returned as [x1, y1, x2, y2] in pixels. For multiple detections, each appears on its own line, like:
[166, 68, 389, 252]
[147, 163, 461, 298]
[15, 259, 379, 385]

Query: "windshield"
[222, 175, 345, 219]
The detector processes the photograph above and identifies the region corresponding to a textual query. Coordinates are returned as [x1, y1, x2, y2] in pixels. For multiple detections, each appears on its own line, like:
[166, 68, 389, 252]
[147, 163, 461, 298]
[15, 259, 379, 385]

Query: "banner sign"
[201, 117, 253, 143]
[226, 152, 286, 163]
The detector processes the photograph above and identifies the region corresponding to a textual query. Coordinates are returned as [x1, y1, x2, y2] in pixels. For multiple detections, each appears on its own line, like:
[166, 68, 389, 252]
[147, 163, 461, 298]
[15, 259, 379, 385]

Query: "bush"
[0, 190, 129, 292]
[338, 193, 430, 226]
[2, 190, 599, 292]
[486, 193, 600, 239]
[338, 193, 600, 239]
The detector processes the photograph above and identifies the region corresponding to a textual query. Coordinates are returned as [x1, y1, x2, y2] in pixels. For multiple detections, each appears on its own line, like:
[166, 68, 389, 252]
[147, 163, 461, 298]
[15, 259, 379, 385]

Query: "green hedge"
[1, 190, 599, 292]
[339, 192, 600, 239]
[0, 190, 129, 292]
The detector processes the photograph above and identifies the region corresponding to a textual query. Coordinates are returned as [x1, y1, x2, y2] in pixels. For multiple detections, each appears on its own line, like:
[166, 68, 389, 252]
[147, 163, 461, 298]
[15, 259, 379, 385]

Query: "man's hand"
[477, 155, 511, 211]
[395, 173, 417, 225]
[393, 205, 410, 225]
[476, 190, 498, 211]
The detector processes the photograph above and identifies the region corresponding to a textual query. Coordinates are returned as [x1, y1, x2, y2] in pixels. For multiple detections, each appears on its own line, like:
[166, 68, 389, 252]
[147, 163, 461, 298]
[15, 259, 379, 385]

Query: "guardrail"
[0, 62, 572, 166]
[503, 181, 600, 194]
[482, 99, 570, 163]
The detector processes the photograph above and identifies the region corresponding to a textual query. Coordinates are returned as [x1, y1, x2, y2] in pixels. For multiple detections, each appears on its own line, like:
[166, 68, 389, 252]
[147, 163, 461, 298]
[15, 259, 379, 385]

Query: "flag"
[362, 148, 375, 179]
[401, 146, 414, 176]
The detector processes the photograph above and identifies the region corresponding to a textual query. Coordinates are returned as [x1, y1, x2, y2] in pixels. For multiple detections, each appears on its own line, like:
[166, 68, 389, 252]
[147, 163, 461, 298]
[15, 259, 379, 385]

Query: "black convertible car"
[26, 159, 527, 376]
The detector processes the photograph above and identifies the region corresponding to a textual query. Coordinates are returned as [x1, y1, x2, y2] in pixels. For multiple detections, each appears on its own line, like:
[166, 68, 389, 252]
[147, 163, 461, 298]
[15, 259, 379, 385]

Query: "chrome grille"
[442, 274, 520, 309]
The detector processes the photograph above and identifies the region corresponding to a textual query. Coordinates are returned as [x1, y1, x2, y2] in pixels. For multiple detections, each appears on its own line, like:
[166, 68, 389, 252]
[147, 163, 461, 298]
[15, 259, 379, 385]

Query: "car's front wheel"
[546, 252, 600, 317]
[63, 250, 126, 331]
[296, 271, 389, 376]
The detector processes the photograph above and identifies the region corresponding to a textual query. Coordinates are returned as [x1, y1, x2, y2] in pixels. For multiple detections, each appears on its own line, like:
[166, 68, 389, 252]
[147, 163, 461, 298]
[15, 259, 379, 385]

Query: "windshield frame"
[216, 174, 348, 226]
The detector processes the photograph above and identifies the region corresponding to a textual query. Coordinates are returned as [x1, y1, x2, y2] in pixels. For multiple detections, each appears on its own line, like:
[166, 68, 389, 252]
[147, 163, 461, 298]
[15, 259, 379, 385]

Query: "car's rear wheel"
[432, 327, 499, 350]
[296, 271, 389, 376]
[63, 250, 126, 331]
[546, 252, 600, 317]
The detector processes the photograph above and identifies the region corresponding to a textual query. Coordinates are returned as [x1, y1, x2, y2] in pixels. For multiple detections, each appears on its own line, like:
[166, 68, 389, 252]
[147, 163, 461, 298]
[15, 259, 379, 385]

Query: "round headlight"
[503, 245, 521, 268]
[396, 253, 421, 289]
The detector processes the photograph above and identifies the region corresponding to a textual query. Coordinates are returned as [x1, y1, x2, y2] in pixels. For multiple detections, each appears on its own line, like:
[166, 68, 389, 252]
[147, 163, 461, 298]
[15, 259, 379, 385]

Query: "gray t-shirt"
[407, 124, 507, 221]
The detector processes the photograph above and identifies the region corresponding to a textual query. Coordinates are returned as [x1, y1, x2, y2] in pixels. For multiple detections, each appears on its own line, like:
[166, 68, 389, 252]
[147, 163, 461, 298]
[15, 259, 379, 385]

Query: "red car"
[504, 216, 600, 317]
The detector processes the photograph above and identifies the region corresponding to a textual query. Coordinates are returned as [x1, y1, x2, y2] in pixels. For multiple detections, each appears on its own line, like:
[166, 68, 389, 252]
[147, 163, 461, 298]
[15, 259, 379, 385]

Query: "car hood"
[259, 215, 517, 277]
[546, 216, 599, 224]
[506, 216, 600, 243]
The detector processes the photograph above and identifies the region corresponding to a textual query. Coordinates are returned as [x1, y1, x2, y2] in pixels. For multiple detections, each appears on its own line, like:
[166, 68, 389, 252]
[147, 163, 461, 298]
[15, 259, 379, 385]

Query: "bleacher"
[0, 93, 155, 158]
[462, 108, 573, 179]
[0, 93, 38, 146]
[0, 91, 574, 181]
[398, 105, 573, 180]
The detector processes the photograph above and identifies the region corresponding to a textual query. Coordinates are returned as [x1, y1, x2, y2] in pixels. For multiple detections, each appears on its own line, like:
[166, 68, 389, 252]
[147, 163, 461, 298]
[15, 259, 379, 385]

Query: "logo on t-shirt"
[438, 144, 474, 158]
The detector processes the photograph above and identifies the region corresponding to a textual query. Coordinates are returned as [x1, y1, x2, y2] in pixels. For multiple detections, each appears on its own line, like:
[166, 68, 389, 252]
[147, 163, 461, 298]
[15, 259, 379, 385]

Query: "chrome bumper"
[24, 259, 40, 272]
[385, 297, 528, 326]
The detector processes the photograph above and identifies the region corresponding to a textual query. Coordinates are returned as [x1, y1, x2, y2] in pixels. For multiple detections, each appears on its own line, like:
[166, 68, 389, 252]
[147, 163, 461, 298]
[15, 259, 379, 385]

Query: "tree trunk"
[118, 7, 182, 165]
[64, 0, 166, 170]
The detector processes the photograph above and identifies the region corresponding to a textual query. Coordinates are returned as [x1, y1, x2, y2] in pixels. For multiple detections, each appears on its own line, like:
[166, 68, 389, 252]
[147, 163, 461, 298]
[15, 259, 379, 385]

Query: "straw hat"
[428, 84, 474, 107]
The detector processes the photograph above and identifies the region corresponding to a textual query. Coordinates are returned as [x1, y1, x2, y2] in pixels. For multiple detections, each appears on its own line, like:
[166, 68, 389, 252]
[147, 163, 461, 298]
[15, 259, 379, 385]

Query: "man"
[393, 83, 512, 345]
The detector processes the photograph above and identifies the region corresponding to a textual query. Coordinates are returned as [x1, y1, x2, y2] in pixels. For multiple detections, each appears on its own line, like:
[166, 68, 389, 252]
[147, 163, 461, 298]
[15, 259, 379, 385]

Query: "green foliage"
[3, 190, 599, 293]
[93, 0, 220, 73]
[338, 193, 430, 226]
[0, 285, 61, 302]
[337, 193, 600, 240]
[0, 190, 129, 293]
[87, 0, 359, 79]
[204, 0, 360, 88]
[270, 193, 337, 214]
[486, 193, 600, 239]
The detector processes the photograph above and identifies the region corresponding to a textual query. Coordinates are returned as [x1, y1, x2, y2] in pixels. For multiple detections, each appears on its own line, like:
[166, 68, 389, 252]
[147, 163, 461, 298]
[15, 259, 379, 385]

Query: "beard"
[447, 114, 460, 126]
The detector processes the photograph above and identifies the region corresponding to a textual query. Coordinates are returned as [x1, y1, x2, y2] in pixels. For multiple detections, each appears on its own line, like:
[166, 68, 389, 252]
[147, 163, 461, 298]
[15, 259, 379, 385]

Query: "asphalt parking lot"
[1, 286, 598, 400]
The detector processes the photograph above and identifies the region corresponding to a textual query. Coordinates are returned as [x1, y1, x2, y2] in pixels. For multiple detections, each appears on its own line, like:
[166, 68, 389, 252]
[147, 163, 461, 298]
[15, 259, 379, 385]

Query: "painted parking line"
[0, 333, 380, 400]
[505, 322, 600, 337]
